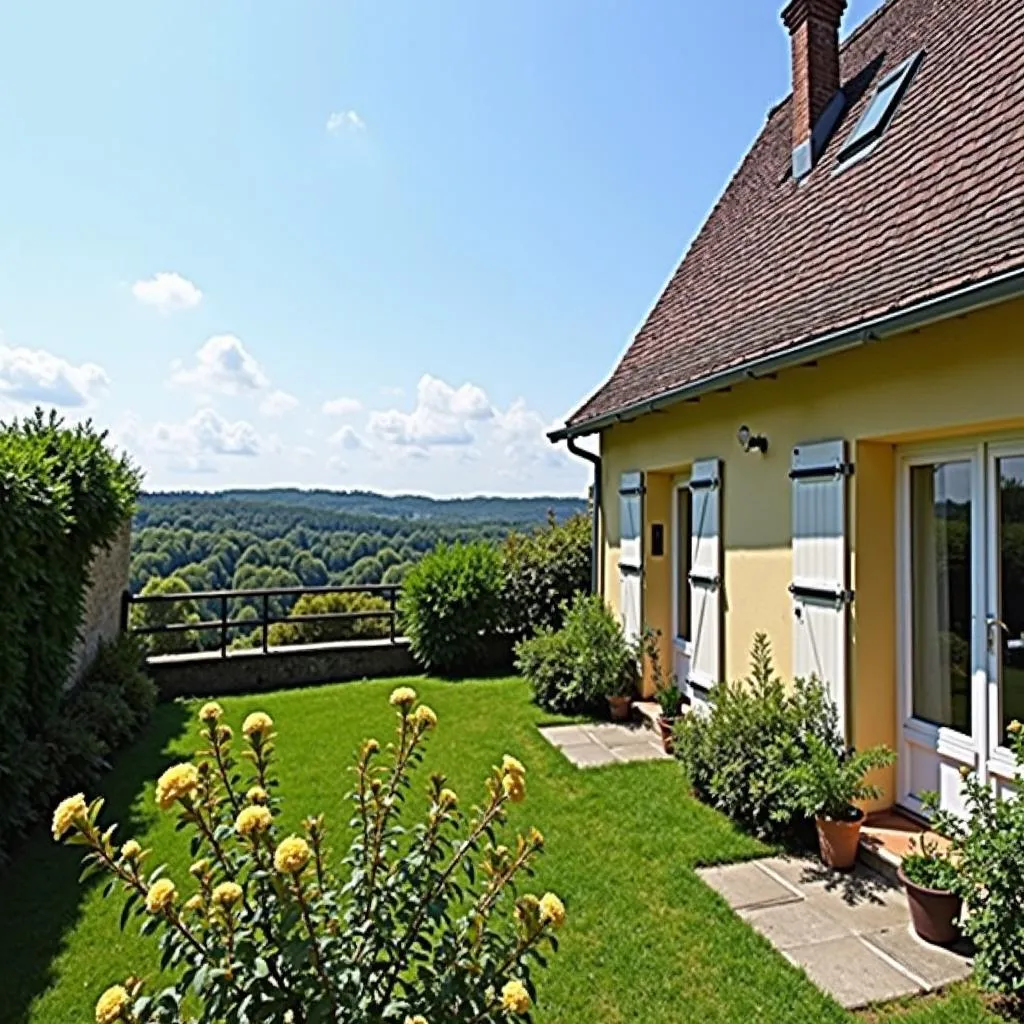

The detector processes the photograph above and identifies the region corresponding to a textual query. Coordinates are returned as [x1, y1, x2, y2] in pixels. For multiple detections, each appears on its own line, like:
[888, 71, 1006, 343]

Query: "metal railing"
[121, 583, 402, 658]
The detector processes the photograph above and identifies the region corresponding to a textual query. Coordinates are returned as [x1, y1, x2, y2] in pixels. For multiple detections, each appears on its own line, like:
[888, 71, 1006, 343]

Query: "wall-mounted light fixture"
[737, 425, 768, 454]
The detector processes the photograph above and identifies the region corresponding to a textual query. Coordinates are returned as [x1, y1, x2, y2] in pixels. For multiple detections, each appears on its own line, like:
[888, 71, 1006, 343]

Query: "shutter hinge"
[689, 570, 721, 590]
[789, 461, 854, 481]
[789, 582, 855, 605]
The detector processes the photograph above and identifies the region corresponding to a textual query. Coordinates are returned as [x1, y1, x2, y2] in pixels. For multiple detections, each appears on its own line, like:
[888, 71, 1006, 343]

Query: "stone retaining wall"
[68, 521, 131, 689]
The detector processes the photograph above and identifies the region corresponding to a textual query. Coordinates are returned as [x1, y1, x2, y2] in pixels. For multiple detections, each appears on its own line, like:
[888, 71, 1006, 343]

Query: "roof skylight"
[837, 52, 923, 163]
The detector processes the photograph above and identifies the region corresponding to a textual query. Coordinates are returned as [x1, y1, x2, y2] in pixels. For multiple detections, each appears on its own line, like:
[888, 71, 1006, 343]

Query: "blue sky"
[0, 0, 880, 496]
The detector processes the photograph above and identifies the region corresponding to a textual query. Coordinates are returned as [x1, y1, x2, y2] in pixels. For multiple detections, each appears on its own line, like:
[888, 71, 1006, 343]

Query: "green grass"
[0, 678, 1003, 1023]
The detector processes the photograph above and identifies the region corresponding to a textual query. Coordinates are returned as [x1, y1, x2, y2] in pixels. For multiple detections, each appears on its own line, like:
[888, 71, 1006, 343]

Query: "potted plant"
[643, 627, 686, 752]
[898, 793, 962, 945]
[607, 675, 635, 721]
[787, 735, 896, 870]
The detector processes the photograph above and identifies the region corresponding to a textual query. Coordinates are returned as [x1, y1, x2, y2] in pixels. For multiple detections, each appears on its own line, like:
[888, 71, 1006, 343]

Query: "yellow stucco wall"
[598, 297, 1024, 807]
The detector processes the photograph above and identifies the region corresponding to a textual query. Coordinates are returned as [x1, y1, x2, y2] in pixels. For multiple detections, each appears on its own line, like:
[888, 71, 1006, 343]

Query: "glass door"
[986, 446, 1024, 797]
[899, 449, 983, 817]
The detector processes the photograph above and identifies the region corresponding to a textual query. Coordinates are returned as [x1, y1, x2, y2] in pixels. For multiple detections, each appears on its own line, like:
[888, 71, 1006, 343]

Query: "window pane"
[998, 457, 1024, 743]
[910, 462, 972, 733]
[676, 488, 691, 640]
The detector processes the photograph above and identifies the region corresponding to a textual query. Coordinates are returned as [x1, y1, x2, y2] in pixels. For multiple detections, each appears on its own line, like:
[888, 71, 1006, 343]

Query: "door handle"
[987, 616, 1010, 653]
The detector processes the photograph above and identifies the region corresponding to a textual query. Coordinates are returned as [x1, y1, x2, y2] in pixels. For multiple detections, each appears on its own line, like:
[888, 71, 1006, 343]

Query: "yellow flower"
[120, 840, 142, 862]
[389, 686, 417, 709]
[189, 858, 209, 878]
[539, 892, 566, 929]
[94, 983, 130, 1024]
[405, 1017, 428, 1024]
[217, 724, 233, 742]
[184, 894, 204, 913]
[502, 773, 526, 804]
[246, 785, 269, 804]
[274, 835, 312, 875]
[155, 763, 199, 811]
[529, 827, 544, 849]
[236, 805, 273, 836]
[52, 793, 88, 840]
[242, 712, 274, 739]
[439, 788, 458, 809]
[502, 755, 526, 779]
[198, 701, 223, 724]
[212, 881, 243, 908]
[145, 877, 177, 915]
[959, 765, 972, 779]
[364, 738, 380, 755]
[501, 980, 531, 1014]
[412, 705, 437, 730]
[1008, 720, 1023, 735]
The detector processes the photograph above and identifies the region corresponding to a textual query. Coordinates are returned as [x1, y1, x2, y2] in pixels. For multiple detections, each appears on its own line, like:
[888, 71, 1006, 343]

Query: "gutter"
[549, 265, 1024, 442]
[566, 437, 602, 595]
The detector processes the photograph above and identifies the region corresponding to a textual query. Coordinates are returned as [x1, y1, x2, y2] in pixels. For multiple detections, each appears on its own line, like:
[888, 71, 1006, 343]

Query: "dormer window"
[837, 51, 924, 163]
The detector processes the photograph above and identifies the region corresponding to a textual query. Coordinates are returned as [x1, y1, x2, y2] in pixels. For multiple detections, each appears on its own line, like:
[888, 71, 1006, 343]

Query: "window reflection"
[910, 462, 972, 733]
[999, 457, 1024, 744]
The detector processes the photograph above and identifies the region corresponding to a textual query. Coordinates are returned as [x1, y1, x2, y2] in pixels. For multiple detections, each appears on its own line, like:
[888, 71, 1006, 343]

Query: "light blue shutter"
[688, 458, 722, 701]
[618, 472, 643, 646]
[791, 440, 851, 739]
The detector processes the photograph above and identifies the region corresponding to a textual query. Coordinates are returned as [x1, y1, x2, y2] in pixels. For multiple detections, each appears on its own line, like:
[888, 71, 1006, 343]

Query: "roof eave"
[548, 264, 1024, 443]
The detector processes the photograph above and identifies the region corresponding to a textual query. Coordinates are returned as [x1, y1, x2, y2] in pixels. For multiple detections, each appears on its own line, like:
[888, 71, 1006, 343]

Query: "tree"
[131, 576, 201, 655]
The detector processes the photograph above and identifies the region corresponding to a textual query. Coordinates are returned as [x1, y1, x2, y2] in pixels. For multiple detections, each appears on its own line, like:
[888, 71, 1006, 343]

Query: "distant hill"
[138, 489, 588, 526]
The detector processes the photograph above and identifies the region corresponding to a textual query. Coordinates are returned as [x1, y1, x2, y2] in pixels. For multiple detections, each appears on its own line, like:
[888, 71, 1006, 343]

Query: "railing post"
[119, 589, 132, 633]
[220, 594, 228, 658]
[262, 593, 269, 654]
[389, 586, 397, 643]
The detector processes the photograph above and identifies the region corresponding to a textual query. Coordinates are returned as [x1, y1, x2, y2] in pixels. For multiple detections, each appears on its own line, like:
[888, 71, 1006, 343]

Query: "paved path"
[539, 721, 671, 767]
[698, 856, 972, 1009]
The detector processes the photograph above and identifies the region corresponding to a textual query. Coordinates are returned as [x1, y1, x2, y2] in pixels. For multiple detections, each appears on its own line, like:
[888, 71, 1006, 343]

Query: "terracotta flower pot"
[815, 810, 864, 870]
[608, 695, 632, 721]
[899, 868, 963, 945]
[658, 716, 677, 754]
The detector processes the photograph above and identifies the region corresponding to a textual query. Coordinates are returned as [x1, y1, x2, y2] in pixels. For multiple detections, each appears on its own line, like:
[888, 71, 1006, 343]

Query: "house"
[551, 0, 1024, 818]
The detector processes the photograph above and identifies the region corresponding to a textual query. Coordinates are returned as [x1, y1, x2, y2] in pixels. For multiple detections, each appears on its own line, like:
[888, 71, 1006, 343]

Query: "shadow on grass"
[0, 702, 189, 1024]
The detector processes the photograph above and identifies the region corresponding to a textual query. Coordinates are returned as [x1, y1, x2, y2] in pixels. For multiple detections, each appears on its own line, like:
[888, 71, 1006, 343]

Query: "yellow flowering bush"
[53, 687, 563, 1023]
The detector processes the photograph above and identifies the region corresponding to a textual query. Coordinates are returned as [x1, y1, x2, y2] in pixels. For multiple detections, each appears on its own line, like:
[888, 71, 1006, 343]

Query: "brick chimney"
[782, 0, 847, 178]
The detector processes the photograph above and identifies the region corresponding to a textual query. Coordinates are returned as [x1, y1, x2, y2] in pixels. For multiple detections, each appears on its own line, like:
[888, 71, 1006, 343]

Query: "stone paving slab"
[698, 855, 972, 1010]
[785, 936, 922, 1008]
[538, 721, 670, 768]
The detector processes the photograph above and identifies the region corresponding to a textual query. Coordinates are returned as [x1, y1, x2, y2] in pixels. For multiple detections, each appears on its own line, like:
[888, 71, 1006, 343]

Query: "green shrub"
[674, 633, 840, 841]
[0, 410, 140, 860]
[501, 512, 591, 640]
[130, 575, 201, 655]
[515, 594, 636, 714]
[931, 723, 1024, 995]
[56, 635, 158, 792]
[53, 688, 564, 1022]
[400, 541, 504, 676]
[268, 591, 392, 645]
[785, 734, 894, 821]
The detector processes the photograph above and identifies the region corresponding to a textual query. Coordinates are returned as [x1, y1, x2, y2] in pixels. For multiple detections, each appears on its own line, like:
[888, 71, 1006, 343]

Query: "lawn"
[0, 677, 1003, 1023]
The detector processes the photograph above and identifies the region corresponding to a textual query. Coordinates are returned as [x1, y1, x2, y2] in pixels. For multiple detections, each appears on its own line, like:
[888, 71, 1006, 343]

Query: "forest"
[129, 489, 589, 651]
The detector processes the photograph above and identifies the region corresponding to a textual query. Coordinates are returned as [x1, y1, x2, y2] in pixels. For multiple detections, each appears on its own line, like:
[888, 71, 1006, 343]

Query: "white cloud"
[367, 374, 493, 448]
[0, 341, 108, 407]
[327, 455, 349, 473]
[171, 335, 270, 395]
[329, 424, 365, 450]
[260, 389, 300, 417]
[326, 110, 366, 134]
[322, 396, 362, 416]
[131, 272, 203, 314]
[149, 407, 262, 459]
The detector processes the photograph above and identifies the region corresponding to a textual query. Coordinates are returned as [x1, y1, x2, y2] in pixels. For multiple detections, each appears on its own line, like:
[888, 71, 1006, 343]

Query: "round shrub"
[399, 541, 504, 676]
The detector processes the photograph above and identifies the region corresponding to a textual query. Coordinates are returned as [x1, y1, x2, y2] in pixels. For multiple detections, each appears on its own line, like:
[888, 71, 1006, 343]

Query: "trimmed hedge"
[0, 411, 141, 860]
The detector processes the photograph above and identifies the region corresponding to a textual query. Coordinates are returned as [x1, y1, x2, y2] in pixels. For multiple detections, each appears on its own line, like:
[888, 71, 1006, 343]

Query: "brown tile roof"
[561, 0, 1024, 434]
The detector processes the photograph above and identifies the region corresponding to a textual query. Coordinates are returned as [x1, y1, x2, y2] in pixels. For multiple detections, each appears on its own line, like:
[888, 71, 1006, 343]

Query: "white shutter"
[688, 458, 722, 701]
[791, 440, 851, 739]
[618, 471, 643, 646]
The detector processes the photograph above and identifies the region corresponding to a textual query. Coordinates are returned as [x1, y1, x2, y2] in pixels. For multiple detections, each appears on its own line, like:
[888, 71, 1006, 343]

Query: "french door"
[898, 439, 1024, 816]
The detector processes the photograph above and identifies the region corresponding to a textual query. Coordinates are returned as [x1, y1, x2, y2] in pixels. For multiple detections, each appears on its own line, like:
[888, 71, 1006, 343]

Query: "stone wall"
[67, 521, 132, 689]
[147, 634, 516, 700]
